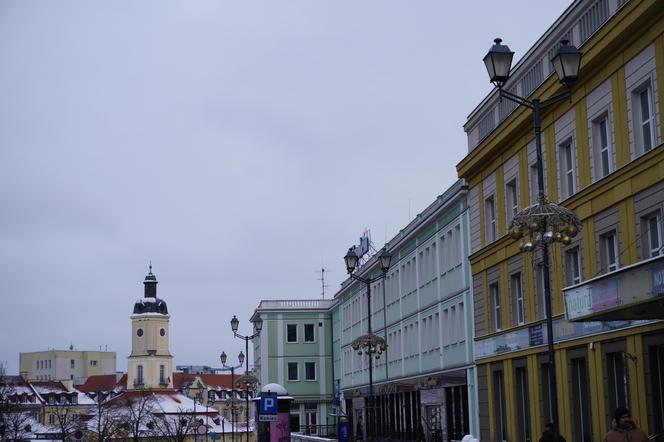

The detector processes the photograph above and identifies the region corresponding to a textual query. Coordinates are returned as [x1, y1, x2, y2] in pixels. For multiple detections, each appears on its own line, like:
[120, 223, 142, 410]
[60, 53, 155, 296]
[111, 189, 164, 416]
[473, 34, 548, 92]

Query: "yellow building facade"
[19, 349, 116, 383]
[458, 1, 664, 441]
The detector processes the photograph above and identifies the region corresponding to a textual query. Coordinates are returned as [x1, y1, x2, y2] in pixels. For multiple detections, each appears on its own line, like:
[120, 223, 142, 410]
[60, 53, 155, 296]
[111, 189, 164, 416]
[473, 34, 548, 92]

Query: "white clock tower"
[127, 266, 173, 390]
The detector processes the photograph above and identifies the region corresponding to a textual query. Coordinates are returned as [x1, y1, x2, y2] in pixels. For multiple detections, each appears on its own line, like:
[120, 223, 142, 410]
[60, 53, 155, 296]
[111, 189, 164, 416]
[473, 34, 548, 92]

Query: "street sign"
[259, 395, 277, 414]
[259, 414, 278, 422]
[74, 430, 83, 440]
[196, 424, 207, 435]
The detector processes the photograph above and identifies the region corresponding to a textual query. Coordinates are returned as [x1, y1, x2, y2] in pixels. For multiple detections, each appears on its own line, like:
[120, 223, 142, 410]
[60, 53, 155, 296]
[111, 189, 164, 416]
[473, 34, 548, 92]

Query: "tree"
[89, 391, 125, 442]
[49, 399, 81, 441]
[148, 408, 198, 442]
[0, 363, 37, 441]
[117, 392, 158, 442]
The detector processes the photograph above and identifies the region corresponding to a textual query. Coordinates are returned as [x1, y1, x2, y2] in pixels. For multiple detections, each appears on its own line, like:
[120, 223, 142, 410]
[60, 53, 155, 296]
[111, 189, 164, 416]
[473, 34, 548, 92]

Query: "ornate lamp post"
[483, 37, 583, 442]
[220, 351, 244, 442]
[343, 247, 391, 440]
[231, 314, 262, 442]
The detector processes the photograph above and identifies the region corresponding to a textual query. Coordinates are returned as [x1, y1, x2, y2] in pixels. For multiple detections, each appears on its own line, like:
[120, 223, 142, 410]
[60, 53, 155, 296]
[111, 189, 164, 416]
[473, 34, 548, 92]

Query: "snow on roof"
[154, 392, 200, 413]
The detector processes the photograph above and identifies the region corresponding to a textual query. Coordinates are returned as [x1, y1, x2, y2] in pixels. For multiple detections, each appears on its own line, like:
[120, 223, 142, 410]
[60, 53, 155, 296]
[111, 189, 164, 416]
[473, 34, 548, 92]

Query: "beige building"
[19, 349, 116, 383]
[127, 266, 174, 390]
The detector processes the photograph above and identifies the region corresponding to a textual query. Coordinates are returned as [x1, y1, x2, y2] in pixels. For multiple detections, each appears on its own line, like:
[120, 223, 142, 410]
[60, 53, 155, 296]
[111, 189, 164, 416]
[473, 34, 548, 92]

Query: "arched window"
[137, 365, 144, 385]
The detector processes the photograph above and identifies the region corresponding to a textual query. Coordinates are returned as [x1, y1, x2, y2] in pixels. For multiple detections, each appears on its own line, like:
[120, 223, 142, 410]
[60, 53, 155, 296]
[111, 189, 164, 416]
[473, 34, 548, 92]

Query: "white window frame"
[601, 230, 619, 272]
[304, 323, 315, 343]
[485, 195, 496, 243]
[644, 211, 662, 258]
[559, 138, 576, 199]
[593, 114, 613, 178]
[287, 324, 298, 343]
[633, 82, 656, 153]
[564, 247, 582, 286]
[490, 282, 501, 331]
[287, 362, 299, 381]
[304, 362, 316, 381]
[506, 178, 519, 225]
[511, 273, 525, 325]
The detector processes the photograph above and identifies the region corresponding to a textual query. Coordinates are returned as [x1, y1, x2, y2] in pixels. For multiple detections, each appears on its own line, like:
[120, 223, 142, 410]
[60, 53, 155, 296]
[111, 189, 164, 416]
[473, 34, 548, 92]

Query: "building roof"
[172, 373, 235, 390]
[76, 373, 127, 393]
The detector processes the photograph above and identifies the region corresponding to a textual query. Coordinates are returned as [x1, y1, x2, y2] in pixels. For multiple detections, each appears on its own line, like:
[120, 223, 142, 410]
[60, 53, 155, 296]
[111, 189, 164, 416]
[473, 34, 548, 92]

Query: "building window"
[490, 283, 501, 331]
[564, 247, 582, 286]
[559, 138, 576, 199]
[506, 179, 519, 226]
[643, 211, 662, 258]
[600, 230, 619, 272]
[633, 82, 655, 153]
[137, 365, 143, 385]
[90, 360, 97, 367]
[304, 324, 314, 342]
[305, 404, 318, 434]
[287, 324, 297, 343]
[492, 369, 508, 442]
[593, 115, 613, 178]
[511, 273, 524, 326]
[287, 362, 298, 381]
[159, 365, 165, 384]
[49, 414, 55, 425]
[304, 362, 316, 381]
[485, 195, 496, 243]
[70, 359, 75, 369]
[570, 354, 593, 442]
[606, 350, 629, 420]
[515, 365, 531, 442]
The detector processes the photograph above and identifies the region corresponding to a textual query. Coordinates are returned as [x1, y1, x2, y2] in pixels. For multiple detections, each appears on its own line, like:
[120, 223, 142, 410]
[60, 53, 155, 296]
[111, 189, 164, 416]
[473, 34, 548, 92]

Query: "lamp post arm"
[348, 272, 386, 286]
[233, 331, 260, 341]
[498, 88, 533, 108]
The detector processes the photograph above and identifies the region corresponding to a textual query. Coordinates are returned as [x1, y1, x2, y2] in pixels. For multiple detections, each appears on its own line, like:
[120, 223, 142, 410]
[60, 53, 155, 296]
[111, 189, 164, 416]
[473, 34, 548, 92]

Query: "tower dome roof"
[134, 264, 168, 314]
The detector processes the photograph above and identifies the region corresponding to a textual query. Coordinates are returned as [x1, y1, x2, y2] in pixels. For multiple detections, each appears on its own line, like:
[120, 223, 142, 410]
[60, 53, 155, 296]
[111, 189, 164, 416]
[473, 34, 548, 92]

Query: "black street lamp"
[483, 37, 583, 442]
[231, 315, 262, 442]
[343, 247, 391, 441]
[220, 351, 244, 442]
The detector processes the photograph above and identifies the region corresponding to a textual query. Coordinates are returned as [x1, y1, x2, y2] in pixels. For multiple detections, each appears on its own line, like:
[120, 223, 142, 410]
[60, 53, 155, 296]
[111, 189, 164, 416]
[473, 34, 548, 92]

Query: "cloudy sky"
[0, 1, 571, 375]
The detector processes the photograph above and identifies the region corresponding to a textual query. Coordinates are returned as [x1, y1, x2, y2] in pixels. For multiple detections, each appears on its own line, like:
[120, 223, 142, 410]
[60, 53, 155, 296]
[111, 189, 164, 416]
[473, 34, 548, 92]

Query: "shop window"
[305, 404, 318, 434]
[492, 368, 508, 442]
[539, 359, 552, 426]
[604, 342, 630, 424]
[514, 363, 531, 442]
[644, 333, 664, 436]
[569, 349, 592, 442]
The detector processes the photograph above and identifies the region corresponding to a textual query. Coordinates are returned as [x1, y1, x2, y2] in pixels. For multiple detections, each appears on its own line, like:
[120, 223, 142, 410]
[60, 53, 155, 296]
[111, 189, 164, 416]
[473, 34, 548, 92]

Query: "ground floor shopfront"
[343, 367, 477, 441]
[476, 321, 664, 442]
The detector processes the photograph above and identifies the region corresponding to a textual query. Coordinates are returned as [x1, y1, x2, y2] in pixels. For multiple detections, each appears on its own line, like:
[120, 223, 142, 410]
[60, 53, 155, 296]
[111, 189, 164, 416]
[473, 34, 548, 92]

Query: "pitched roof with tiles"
[76, 374, 127, 393]
[172, 373, 235, 390]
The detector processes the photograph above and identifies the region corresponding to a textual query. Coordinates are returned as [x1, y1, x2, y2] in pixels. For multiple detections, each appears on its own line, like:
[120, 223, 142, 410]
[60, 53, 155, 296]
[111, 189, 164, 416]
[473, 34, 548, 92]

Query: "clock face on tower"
[137, 328, 143, 337]
[160, 328, 165, 336]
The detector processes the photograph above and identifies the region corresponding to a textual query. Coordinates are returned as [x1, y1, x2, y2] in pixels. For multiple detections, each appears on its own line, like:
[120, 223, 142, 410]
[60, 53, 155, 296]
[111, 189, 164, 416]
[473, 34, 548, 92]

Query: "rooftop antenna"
[316, 266, 330, 299]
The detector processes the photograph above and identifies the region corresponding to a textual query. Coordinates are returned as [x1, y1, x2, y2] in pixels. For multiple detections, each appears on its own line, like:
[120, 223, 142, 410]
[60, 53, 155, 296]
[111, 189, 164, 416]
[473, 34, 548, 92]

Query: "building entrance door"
[426, 405, 443, 441]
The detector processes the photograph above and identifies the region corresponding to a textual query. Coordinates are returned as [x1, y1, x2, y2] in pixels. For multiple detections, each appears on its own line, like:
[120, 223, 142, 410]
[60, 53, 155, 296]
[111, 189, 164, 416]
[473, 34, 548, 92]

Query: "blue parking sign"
[260, 395, 278, 414]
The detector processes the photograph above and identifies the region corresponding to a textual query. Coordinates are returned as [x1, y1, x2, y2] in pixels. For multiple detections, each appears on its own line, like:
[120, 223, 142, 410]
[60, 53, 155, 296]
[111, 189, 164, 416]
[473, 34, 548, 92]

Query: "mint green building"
[333, 179, 478, 441]
[252, 299, 336, 436]
[252, 179, 478, 441]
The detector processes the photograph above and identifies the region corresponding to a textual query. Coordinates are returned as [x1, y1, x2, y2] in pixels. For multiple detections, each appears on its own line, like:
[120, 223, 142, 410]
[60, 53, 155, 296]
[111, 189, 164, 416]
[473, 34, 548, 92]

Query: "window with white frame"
[564, 247, 582, 286]
[304, 362, 316, 381]
[643, 211, 662, 258]
[449, 305, 456, 343]
[559, 138, 576, 199]
[287, 324, 297, 343]
[442, 309, 449, 346]
[600, 230, 619, 272]
[593, 114, 613, 178]
[485, 195, 497, 243]
[633, 82, 656, 153]
[506, 179, 519, 225]
[458, 302, 465, 342]
[287, 362, 298, 381]
[511, 273, 525, 326]
[490, 282, 501, 331]
[304, 324, 314, 342]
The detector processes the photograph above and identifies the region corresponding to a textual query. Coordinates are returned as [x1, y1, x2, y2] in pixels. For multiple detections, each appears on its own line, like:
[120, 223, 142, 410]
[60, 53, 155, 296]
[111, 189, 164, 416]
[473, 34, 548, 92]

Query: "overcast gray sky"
[0, 1, 571, 375]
